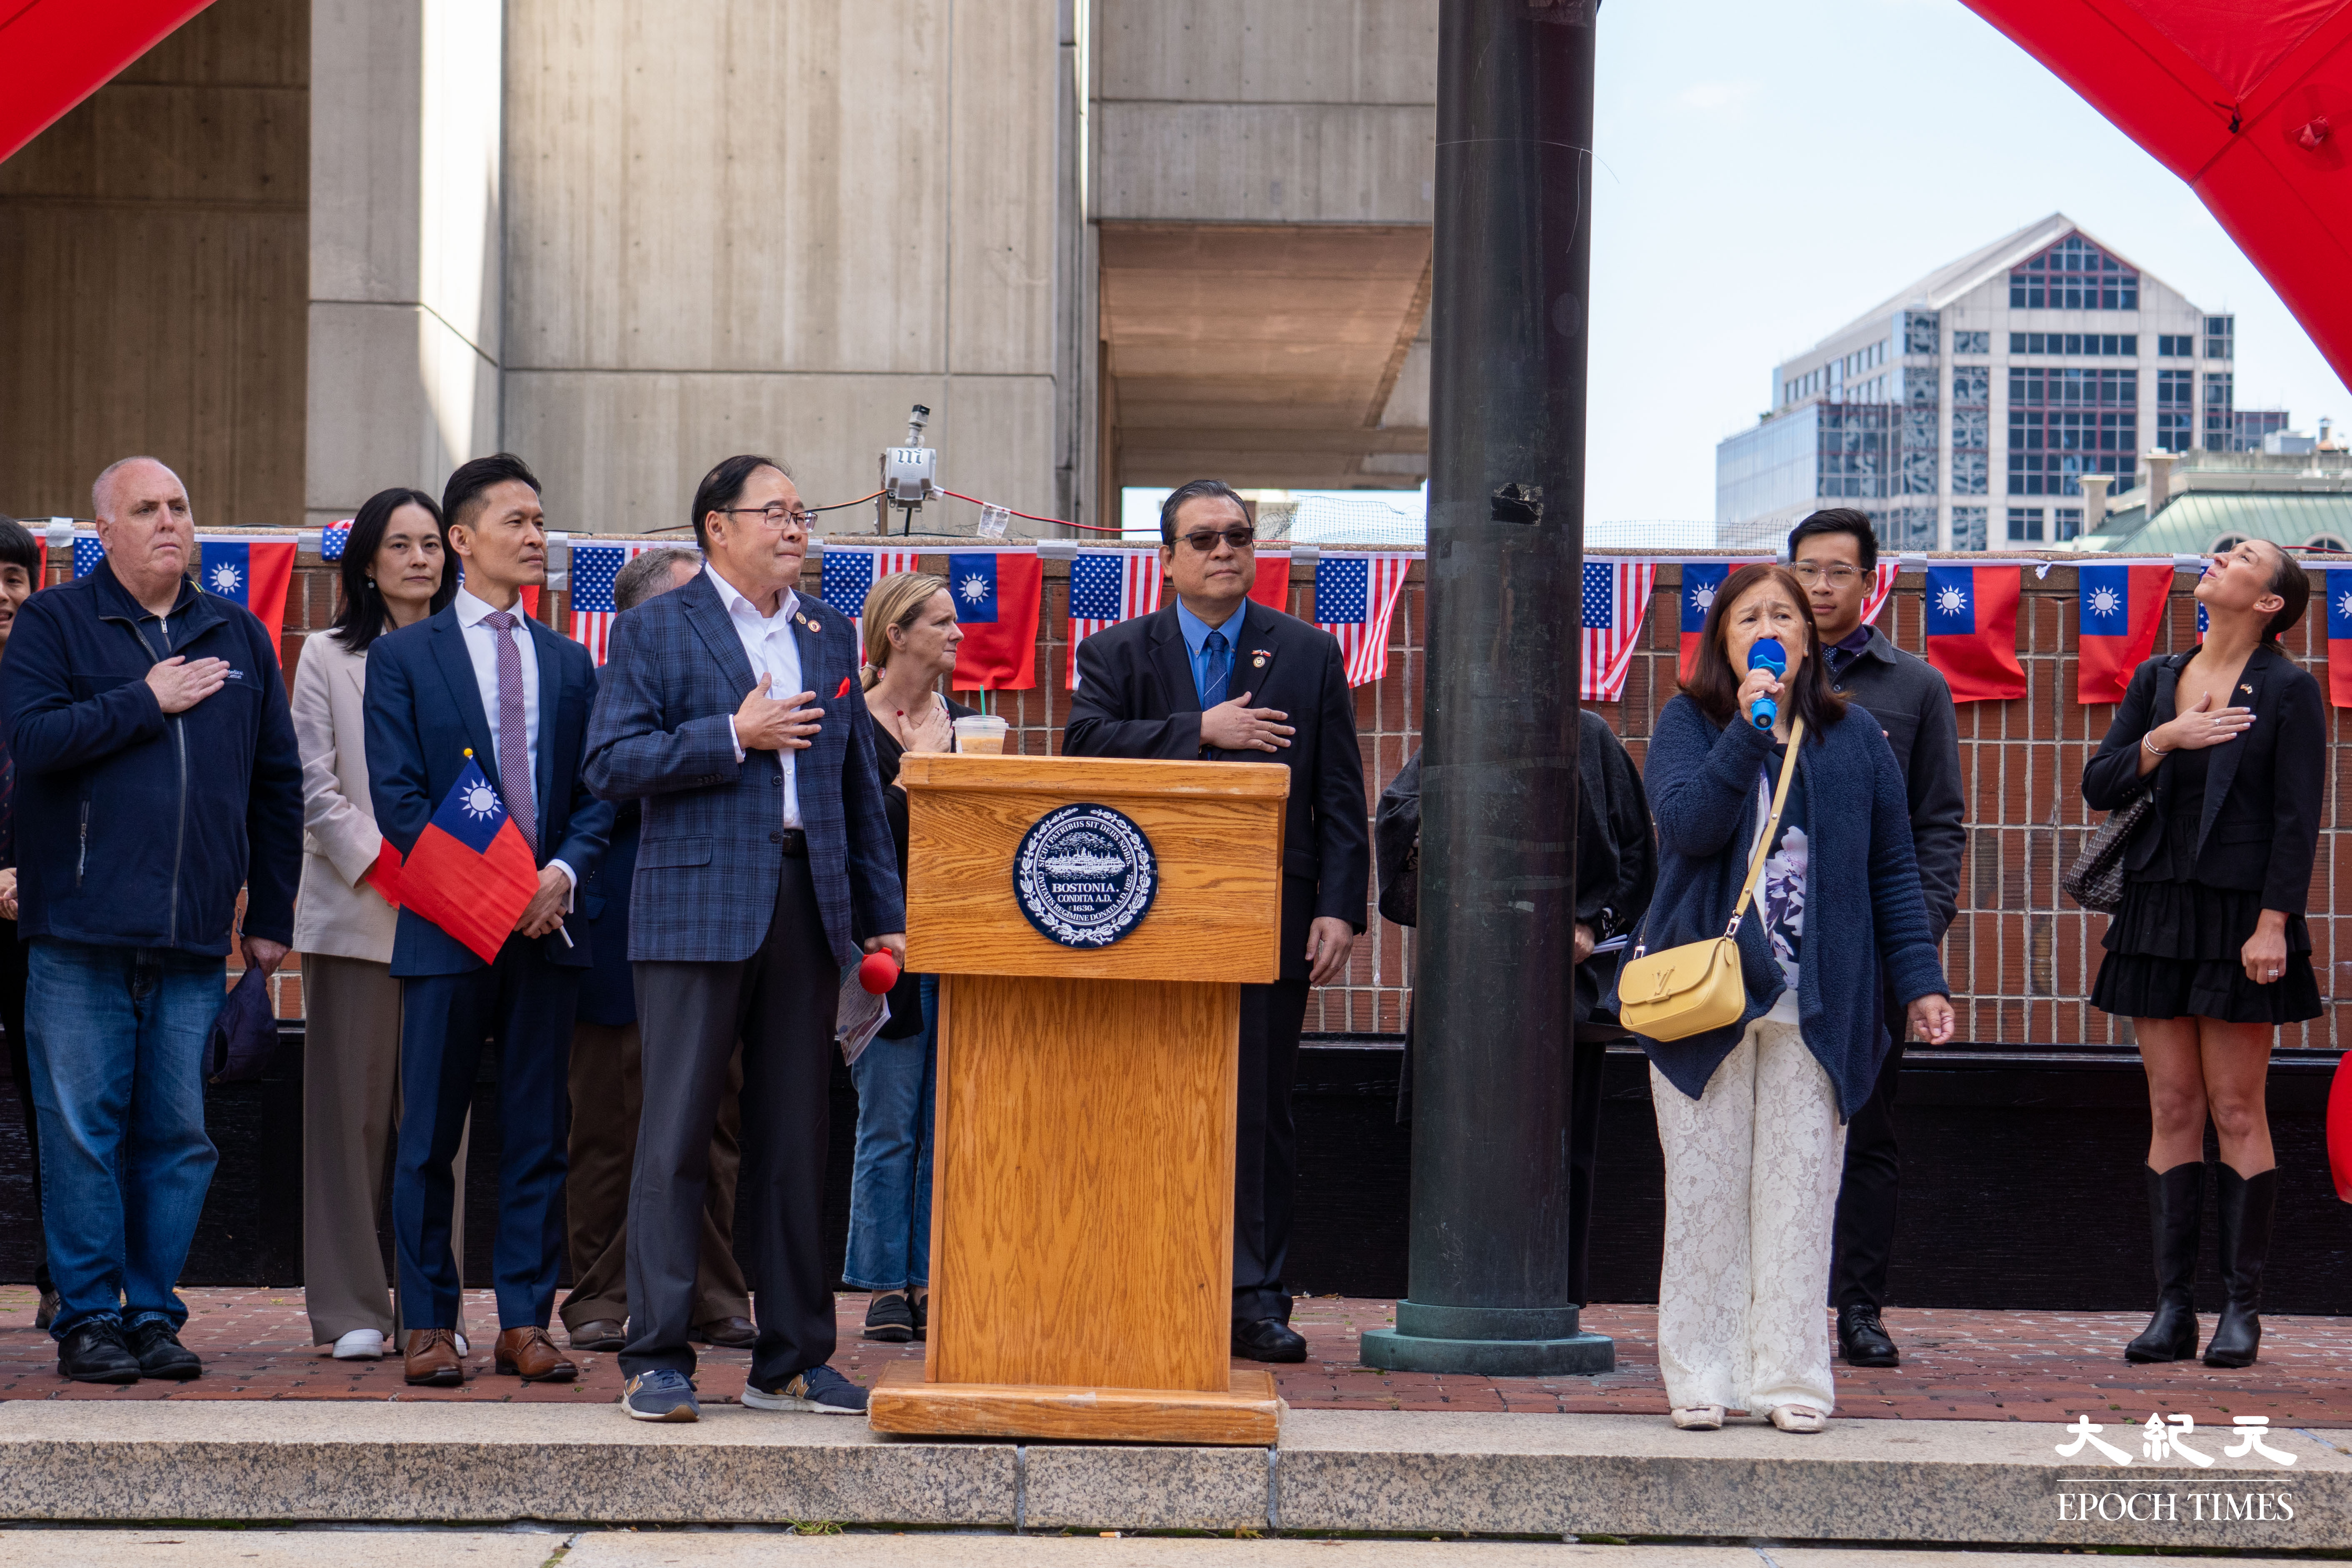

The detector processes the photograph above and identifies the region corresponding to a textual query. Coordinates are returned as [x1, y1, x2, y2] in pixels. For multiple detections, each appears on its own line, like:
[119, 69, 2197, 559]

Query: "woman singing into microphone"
[1621, 564, 1953, 1435]
[2085, 539, 2321, 1369]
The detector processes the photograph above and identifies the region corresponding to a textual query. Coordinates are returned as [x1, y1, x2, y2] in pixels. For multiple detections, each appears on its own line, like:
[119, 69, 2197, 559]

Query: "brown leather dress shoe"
[402, 1328, 465, 1387]
[691, 1315, 758, 1348]
[495, 1325, 579, 1383]
[567, 1320, 627, 1352]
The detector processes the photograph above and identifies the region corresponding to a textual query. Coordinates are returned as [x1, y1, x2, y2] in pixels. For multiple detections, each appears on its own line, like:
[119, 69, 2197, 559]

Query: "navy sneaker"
[743, 1362, 868, 1414]
[620, 1368, 700, 1423]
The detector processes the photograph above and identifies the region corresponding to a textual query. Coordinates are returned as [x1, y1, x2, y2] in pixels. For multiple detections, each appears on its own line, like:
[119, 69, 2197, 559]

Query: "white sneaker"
[331, 1329, 386, 1361]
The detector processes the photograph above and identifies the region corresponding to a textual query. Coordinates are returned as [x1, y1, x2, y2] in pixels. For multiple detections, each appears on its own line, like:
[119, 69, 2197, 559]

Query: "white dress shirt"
[706, 563, 806, 829]
[452, 587, 574, 894]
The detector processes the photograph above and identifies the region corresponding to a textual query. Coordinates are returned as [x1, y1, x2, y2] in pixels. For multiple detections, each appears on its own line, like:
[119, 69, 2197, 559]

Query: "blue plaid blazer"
[583, 568, 902, 965]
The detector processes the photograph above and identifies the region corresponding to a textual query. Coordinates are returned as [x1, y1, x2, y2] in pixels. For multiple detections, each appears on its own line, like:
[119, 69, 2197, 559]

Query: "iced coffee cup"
[952, 715, 1009, 754]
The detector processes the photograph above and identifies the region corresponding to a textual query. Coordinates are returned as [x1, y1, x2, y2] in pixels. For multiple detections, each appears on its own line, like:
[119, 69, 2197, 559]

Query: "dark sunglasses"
[1177, 528, 1256, 553]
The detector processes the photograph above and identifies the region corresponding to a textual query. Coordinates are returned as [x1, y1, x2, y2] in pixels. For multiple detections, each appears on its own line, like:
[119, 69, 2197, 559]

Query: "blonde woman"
[845, 572, 970, 1343]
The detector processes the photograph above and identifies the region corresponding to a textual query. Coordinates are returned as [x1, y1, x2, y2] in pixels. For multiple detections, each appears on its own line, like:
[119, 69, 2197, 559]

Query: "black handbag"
[2061, 790, 2154, 914]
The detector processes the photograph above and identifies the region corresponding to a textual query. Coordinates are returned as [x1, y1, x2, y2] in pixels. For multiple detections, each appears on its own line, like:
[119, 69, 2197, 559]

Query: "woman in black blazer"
[2082, 540, 2323, 1371]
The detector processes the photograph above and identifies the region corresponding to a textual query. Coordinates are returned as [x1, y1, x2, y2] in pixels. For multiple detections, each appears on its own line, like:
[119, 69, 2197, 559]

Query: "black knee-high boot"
[2124, 1162, 2204, 1363]
[2202, 1165, 2277, 1369]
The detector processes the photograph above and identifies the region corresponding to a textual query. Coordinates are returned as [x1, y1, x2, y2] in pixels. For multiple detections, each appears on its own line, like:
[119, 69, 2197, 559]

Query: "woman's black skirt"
[2091, 878, 2321, 1025]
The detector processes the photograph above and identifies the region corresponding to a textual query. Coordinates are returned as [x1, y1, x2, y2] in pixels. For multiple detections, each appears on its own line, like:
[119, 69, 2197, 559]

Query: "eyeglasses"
[1789, 563, 1862, 585]
[1177, 528, 1256, 553]
[720, 504, 813, 532]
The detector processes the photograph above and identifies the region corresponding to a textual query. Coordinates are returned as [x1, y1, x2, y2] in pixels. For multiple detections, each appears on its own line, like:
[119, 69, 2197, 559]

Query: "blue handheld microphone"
[1748, 638, 1787, 732]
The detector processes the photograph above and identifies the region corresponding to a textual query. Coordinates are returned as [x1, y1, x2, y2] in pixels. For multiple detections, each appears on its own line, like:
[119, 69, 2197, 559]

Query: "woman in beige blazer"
[295, 488, 461, 1358]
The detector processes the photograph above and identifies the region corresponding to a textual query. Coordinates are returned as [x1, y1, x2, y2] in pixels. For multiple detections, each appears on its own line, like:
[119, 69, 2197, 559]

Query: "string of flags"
[69, 532, 297, 661]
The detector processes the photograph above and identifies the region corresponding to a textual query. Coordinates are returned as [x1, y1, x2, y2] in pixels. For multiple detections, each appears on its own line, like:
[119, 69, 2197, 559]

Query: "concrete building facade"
[0, 0, 1436, 536]
[1715, 214, 2274, 555]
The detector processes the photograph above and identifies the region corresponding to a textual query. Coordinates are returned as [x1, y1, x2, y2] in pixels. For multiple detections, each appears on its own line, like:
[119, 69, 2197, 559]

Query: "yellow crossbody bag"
[1618, 718, 1803, 1043]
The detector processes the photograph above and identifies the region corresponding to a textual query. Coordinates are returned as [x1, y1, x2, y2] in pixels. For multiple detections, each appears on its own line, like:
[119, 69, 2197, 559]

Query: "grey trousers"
[301, 953, 469, 1344]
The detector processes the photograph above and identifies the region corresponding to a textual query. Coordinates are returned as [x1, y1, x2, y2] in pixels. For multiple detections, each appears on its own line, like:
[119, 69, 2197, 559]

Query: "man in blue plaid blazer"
[585, 455, 903, 1423]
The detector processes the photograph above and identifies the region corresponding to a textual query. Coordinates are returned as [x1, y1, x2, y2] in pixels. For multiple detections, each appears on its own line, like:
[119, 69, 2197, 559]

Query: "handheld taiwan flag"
[2075, 563, 2172, 704]
[1923, 565, 2026, 702]
[945, 549, 1043, 690]
[195, 538, 297, 662]
[818, 547, 923, 653]
[1249, 553, 1292, 614]
[1313, 553, 1412, 685]
[1066, 548, 1162, 689]
[2326, 570, 2352, 707]
[392, 751, 541, 965]
[1580, 559, 1657, 701]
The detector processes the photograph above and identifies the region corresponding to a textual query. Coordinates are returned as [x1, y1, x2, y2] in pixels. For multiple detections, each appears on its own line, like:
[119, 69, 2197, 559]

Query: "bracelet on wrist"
[2142, 733, 2168, 757]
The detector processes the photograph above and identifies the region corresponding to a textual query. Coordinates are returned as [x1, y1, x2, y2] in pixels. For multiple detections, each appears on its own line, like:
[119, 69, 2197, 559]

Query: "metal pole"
[1360, 0, 1609, 1377]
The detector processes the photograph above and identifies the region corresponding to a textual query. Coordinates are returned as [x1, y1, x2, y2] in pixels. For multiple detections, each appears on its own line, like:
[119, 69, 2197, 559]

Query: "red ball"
[858, 951, 901, 995]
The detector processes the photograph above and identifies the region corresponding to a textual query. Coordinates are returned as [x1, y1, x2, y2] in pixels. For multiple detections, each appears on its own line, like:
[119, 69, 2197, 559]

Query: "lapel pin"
[1251, 649, 1270, 668]
[2240, 683, 2254, 695]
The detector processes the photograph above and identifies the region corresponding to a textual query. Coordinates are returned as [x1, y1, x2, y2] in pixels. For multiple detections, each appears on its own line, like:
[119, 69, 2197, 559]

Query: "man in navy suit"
[586, 453, 903, 1423]
[1064, 478, 1370, 1364]
[365, 453, 613, 1389]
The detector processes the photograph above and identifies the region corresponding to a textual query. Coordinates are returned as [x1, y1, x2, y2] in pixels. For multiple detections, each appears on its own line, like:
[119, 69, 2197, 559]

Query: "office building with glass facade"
[1715, 214, 2281, 551]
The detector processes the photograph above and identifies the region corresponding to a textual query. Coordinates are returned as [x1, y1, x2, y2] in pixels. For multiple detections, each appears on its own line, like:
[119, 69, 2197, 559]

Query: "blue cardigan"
[1614, 695, 1948, 1119]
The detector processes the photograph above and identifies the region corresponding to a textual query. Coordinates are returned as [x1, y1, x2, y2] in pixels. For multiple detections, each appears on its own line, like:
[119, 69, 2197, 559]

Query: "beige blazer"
[290, 630, 398, 963]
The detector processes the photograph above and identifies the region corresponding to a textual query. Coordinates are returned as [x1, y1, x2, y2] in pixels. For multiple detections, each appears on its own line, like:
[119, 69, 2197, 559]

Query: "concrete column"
[306, 0, 504, 528]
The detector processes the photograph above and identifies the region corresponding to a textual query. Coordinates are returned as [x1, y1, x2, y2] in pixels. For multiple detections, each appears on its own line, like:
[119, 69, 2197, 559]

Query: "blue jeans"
[844, 975, 936, 1291]
[24, 938, 227, 1340]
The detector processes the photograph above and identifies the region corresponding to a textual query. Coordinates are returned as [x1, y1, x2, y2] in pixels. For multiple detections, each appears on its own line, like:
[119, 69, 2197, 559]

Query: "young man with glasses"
[1787, 507, 1966, 1370]
[1064, 478, 1369, 1363]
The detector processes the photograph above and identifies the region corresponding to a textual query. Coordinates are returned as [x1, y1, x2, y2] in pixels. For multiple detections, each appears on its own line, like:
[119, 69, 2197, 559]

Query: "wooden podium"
[865, 752, 1290, 1445]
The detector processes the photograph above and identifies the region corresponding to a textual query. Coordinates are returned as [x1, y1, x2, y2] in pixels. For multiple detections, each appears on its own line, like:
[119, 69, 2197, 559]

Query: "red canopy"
[0, 0, 218, 166]
[1960, 0, 2352, 386]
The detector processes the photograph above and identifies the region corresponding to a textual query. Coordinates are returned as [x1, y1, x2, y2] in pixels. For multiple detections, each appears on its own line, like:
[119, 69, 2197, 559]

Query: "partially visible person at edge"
[1377, 708, 1654, 1308]
[365, 453, 613, 1390]
[586, 454, 903, 1424]
[294, 488, 472, 1362]
[2082, 539, 2322, 1371]
[1615, 563, 1952, 1437]
[1063, 478, 1370, 1365]
[1786, 508, 1966, 1373]
[0, 516, 51, 1328]
[846, 571, 972, 1345]
[3, 457, 303, 1385]
[561, 545, 762, 1357]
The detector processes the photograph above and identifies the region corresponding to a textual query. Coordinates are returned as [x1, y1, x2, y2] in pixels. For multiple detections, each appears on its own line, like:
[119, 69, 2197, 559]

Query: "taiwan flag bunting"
[1313, 553, 1412, 686]
[567, 540, 700, 665]
[1249, 553, 1292, 614]
[1860, 560, 1900, 628]
[1923, 565, 2026, 703]
[2326, 570, 2352, 708]
[1675, 560, 1771, 680]
[391, 752, 542, 965]
[817, 547, 925, 654]
[2075, 564, 2173, 704]
[945, 549, 1043, 690]
[1067, 548, 1163, 689]
[1580, 559, 1657, 702]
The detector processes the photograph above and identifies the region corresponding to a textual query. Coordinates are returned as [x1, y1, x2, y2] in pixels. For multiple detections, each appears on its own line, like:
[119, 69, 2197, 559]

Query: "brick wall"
[218, 540, 2345, 1051]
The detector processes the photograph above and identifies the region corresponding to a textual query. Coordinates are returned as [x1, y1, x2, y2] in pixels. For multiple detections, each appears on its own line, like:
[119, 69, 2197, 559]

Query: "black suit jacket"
[2081, 643, 2325, 913]
[1064, 600, 1371, 941]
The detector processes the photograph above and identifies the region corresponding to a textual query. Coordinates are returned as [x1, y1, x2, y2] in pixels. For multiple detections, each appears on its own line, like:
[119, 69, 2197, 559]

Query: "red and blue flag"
[2075, 564, 2172, 704]
[1249, 553, 1292, 614]
[945, 549, 1042, 690]
[393, 751, 541, 965]
[818, 546, 923, 653]
[1677, 563, 1739, 680]
[73, 532, 295, 659]
[2327, 570, 2352, 708]
[1580, 559, 1656, 701]
[1067, 548, 1163, 689]
[1312, 553, 1412, 685]
[1924, 565, 2026, 703]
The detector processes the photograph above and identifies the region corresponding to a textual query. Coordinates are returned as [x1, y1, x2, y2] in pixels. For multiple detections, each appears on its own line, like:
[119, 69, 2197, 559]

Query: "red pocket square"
[835, 676, 853, 698]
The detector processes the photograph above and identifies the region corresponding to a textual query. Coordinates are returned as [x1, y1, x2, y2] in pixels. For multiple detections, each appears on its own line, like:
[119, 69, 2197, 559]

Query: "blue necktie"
[1201, 630, 1232, 709]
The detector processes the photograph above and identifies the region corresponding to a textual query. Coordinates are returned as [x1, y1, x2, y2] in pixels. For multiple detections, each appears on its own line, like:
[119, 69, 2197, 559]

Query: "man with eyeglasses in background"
[1787, 507, 1966, 1371]
[1065, 478, 1369, 1364]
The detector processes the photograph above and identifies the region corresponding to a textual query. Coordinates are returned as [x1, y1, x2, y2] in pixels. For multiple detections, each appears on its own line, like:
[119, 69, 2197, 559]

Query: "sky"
[1585, 0, 2352, 528]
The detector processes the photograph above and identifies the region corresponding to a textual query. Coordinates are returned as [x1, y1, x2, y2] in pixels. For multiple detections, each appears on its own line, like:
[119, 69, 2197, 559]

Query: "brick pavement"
[6, 1285, 2350, 1429]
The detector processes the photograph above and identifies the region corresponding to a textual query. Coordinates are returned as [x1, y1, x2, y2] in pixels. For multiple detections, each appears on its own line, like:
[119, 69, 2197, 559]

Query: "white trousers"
[1651, 1013, 1848, 1415]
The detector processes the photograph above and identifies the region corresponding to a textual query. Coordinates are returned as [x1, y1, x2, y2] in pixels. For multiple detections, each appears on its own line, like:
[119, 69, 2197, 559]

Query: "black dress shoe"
[862, 1291, 916, 1344]
[57, 1321, 141, 1384]
[126, 1320, 202, 1381]
[1232, 1318, 1307, 1363]
[691, 1315, 758, 1349]
[1837, 1305, 1900, 1368]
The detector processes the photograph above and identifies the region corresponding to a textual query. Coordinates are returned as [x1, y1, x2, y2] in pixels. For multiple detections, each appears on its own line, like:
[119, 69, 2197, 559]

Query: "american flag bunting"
[568, 540, 701, 665]
[1066, 548, 1164, 688]
[1312, 552, 1412, 686]
[1579, 559, 1657, 701]
[818, 547, 925, 657]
